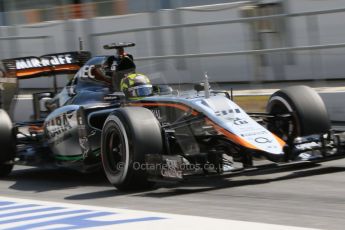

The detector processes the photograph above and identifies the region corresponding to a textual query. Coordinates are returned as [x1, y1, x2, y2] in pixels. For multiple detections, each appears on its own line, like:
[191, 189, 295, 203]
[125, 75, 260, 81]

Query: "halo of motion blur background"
[1, 0, 345, 121]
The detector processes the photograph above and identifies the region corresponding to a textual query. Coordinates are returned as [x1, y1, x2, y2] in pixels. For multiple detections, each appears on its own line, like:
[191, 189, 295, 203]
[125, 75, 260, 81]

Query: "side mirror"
[39, 97, 52, 112]
[67, 86, 76, 97]
[33, 92, 55, 120]
[194, 83, 205, 93]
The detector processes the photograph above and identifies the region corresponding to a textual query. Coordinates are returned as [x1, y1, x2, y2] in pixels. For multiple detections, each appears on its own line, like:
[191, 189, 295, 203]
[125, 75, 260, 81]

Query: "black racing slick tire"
[101, 107, 162, 191]
[0, 109, 15, 177]
[266, 85, 330, 140]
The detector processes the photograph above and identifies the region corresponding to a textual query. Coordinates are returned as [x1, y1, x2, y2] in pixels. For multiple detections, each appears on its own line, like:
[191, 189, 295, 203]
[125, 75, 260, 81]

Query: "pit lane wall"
[1, 0, 345, 88]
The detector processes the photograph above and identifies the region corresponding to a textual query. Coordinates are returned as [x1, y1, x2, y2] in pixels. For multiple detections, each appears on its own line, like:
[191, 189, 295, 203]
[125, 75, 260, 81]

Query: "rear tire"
[0, 109, 15, 177]
[266, 85, 330, 140]
[101, 107, 162, 191]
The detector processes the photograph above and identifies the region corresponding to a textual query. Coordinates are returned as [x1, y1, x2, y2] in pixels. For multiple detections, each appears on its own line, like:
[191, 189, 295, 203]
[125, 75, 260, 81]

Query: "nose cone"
[197, 96, 285, 155]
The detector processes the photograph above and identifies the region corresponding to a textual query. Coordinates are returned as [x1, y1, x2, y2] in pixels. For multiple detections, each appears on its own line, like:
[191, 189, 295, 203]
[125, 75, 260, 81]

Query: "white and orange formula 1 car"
[0, 42, 344, 191]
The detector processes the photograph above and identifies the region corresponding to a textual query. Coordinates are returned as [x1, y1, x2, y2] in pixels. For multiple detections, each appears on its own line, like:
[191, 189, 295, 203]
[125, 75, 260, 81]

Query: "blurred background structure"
[0, 1, 249, 25]
[1, 0, 345, 88]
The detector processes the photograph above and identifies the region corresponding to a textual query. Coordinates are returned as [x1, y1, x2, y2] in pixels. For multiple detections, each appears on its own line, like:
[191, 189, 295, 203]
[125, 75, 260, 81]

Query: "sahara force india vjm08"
[0, 42, 345, 191]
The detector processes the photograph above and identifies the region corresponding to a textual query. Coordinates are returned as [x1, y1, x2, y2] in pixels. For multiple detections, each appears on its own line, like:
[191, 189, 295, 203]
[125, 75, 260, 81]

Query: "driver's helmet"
[120, 73, 152, 99]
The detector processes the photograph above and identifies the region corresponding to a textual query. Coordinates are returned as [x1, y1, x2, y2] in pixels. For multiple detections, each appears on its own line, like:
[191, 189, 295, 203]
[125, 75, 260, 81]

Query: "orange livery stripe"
[205, 118, 261, 150]
[129, 102, 199, 116]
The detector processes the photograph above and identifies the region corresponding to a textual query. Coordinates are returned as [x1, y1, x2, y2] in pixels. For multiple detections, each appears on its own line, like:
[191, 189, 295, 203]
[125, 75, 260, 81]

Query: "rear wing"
[0, 51, 91, 80]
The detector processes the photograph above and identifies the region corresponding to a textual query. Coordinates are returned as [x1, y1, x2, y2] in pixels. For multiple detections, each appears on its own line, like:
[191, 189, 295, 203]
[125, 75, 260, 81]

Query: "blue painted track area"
[0, 199, 164, 229]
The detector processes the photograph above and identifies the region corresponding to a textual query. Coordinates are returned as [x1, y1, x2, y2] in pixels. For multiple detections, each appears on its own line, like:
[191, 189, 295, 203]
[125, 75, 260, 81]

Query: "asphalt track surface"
[1, 158, 345, 230]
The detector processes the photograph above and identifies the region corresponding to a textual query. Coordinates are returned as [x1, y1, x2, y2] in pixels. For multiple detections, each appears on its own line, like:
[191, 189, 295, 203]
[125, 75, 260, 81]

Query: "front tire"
[0, 109, 15, 177]
[266, 85, 330, 140]
[101, 107, 162, 191]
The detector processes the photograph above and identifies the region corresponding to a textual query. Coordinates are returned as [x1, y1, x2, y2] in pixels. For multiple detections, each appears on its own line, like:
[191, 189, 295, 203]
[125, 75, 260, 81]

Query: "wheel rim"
[104, 125, 126, 174]
[268, 101, 298, 141]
